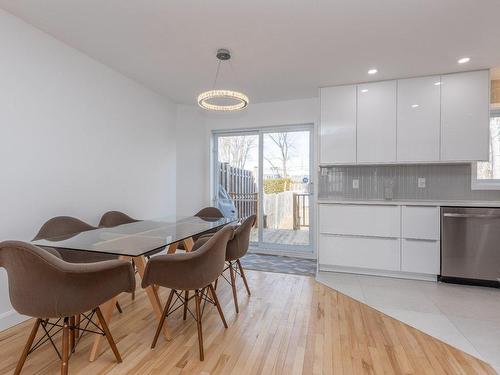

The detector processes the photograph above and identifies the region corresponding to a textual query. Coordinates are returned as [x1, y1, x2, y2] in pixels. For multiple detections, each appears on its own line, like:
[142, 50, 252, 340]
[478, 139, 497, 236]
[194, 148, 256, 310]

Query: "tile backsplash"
[318, 164, 500, 202]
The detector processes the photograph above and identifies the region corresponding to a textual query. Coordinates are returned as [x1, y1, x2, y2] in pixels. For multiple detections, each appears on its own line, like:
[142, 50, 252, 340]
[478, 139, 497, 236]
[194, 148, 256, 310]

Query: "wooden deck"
[250, 228, 309, 246]
[0, 270, 495, 374]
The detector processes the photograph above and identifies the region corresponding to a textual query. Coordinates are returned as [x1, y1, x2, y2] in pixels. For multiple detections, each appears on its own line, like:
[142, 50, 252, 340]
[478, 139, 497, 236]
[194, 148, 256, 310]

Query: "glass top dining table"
[31, 214, 237, 360]
[31, 215, 236, 257]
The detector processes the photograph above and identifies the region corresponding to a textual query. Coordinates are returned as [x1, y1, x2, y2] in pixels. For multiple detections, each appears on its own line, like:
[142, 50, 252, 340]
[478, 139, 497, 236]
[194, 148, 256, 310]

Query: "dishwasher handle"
[443, 213, 500, 219]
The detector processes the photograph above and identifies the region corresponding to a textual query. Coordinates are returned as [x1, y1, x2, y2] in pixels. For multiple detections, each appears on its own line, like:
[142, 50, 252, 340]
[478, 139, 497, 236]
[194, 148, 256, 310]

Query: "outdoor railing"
[293, 193, 310, 230]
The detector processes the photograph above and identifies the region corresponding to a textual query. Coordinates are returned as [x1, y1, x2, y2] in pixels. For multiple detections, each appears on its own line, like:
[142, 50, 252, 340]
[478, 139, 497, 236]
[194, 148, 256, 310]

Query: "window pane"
[477, 116, 500, 180]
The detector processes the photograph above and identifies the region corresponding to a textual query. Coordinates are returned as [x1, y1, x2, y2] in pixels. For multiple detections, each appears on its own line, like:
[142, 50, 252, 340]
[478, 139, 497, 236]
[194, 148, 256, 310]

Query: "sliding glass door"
[213, 125, 313, 256]
[214, 132, 260, 244]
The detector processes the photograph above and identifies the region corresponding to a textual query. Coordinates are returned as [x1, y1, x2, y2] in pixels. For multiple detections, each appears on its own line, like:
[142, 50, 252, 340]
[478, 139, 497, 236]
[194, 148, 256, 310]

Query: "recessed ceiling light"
[361, 89, 369, 93]
[434, 81, 441, 86]
[368, 68, 378, 75]
[411, 104, 419, 108]
[458, 57, 470, 64]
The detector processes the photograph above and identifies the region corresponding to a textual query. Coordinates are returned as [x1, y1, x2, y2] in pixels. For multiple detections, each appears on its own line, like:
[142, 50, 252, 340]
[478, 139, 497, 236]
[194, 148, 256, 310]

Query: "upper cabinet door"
[357, 80, 397, 163]
[397, 76, 441, 162]
[441, 70, 490, 161]
[320, 86, 357, 164]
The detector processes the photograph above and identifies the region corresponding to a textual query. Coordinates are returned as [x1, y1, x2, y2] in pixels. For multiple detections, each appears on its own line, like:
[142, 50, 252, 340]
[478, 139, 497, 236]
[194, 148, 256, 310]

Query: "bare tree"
[478, 118, 500, 179]
[491, 118, 500, 178]
[267, 132, 294, 177]
[219, 136, 256, 170]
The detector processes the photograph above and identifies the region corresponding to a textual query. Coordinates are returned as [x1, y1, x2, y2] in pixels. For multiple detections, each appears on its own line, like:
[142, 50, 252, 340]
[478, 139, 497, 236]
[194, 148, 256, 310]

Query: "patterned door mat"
[239, 253, 317, 276]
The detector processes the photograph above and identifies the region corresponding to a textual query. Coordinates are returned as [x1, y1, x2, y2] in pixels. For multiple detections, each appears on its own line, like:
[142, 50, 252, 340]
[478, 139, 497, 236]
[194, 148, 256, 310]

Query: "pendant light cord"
[212, 60, 222, 89]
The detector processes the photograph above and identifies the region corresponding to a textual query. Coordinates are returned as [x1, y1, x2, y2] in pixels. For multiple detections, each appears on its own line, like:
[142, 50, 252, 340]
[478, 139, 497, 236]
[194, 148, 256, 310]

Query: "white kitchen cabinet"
[402, 206, 440, 240]
[320, 85, 357, 164]
[357, 80, 397, 163]
[319, 204, 400, 238]
[401, 239, 440, 275]
[319, 235, 401, 271]
[440, 70, 490, 161]
[318, 203, 441, 279]
[397, 76, 441, 162]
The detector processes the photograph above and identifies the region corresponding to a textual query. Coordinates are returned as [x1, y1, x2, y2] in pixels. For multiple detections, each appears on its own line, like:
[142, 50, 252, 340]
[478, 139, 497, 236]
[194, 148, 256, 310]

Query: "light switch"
[418, 177, 426, 188]
[352, 179, 359, 189]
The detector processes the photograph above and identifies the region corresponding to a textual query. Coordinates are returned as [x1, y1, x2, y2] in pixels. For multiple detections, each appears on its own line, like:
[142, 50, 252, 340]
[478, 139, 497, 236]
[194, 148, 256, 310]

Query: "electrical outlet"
[418, 177, 426, 188]
[352, 179, 359, 189]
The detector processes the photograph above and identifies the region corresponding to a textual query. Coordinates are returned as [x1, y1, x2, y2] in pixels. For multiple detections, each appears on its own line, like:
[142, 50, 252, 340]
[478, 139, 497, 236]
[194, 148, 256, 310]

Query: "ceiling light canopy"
[197, 49, 249, 111]
[368, 68, 378, 75]
[458, 57, 471, 64]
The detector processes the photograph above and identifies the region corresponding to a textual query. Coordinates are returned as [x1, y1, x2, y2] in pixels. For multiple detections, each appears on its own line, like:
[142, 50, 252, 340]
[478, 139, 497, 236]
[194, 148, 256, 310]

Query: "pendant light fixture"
[197, 49, 249, 111]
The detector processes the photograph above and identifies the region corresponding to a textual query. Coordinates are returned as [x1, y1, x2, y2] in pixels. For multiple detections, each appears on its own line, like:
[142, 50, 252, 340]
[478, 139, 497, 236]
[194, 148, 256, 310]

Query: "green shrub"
[263, 178, 292, 194]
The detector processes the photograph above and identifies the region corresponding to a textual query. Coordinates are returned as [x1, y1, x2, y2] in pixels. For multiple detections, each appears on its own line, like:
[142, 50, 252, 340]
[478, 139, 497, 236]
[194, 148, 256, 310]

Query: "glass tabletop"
[31, 216, 236, 257]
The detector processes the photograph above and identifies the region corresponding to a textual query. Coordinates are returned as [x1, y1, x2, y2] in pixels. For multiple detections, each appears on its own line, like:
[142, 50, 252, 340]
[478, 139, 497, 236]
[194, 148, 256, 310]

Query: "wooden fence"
[293, 193, 310, 230]
[219, 162, 309, 228]
[219, 162, 258, 219]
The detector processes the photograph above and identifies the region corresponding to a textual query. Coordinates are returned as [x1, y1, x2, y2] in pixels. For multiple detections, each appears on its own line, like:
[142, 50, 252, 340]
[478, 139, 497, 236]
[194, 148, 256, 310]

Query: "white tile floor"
[316, 271, 500, 373]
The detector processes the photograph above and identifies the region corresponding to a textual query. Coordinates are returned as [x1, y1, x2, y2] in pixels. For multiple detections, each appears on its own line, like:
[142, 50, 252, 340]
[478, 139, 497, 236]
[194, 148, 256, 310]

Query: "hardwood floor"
[0, 270, 496, 374]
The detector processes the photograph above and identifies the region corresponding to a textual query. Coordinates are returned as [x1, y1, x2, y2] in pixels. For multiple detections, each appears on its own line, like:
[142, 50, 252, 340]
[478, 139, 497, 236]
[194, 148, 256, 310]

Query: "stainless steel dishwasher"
[441, 206, 500, 287]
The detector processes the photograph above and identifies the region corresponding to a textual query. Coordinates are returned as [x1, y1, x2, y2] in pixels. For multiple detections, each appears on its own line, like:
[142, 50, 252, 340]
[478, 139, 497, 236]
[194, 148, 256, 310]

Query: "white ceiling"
[2, 0, 500, 105]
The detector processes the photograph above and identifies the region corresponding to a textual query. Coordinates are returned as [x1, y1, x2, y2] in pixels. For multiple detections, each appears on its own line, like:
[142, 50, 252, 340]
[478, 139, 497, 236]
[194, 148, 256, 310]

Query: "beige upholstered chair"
[194, 215, 256, 313]
[33, 216, 116, 263]
[176, 207, 225, 252]
[33, 216, 126, 311]
[194, 207, 224, 218]
[98, 211, 139, 228]
[0, 241, 135, 374]
[97, 211, 140, 300]
[142, 225, 234, 360]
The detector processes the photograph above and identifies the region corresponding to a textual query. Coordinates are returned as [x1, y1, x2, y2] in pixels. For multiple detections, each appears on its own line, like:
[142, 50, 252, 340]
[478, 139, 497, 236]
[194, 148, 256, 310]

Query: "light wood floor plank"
[0, 270, 496, 375]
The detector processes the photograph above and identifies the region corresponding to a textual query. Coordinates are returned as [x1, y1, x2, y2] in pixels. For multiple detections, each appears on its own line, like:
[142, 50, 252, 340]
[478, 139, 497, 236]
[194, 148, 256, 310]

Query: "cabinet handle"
[320, 233, 399, 240]
[404, 238, 438, 242]
[443, 213, 500, 219]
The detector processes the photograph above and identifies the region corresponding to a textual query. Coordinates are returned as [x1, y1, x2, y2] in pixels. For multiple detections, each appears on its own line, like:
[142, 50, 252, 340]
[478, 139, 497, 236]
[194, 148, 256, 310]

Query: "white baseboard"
[318, 264, 438, 282]
[0, 309, 29, 332]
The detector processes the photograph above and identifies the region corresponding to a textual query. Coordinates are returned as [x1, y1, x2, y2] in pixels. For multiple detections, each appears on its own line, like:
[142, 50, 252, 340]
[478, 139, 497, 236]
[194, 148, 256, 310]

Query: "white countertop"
[317, 199, 500, 207]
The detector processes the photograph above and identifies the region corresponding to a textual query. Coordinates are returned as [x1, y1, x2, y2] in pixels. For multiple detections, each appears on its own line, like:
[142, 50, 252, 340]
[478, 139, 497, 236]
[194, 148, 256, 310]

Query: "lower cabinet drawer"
[401, 239, 440, 275]
[319, 235, 400, 271]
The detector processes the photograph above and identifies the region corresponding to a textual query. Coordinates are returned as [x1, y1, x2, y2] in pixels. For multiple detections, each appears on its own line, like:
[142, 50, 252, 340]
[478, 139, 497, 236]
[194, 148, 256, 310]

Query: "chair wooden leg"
[61, 317, 70, 375]
[14, 318, 41, 375]
[131, 259, 136, 301]
[237, 259, 251, 296]
[194, 290, 204, 361]
[69, 316, 76, 352]
[183, 291, 189, 320]
[214, 277, 218, 291]
[151, 289, 175, 349]
[229, 261, 239, 313]
[115, 301, 123, 314]
[95, 307, 122, 363]
[209, 284, 228, 328]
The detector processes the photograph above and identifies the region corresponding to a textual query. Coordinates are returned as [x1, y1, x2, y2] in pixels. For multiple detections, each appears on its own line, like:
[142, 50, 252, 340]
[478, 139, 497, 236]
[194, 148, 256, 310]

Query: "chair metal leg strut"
[14, 309, 121, 375]
[150, 284, 227, 360]
[219, 260, 252, 313]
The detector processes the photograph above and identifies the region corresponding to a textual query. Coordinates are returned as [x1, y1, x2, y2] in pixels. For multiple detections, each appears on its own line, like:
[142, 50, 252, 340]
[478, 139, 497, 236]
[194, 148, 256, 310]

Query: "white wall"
[0, 10, 177, 330]
[175, 105, 208, 215]
[203, 97, 319, 132]
[176, 98, 319, 213]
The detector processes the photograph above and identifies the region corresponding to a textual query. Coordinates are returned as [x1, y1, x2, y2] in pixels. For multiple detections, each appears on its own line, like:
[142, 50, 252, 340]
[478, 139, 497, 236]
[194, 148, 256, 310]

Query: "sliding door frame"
[212, 123, 315, 258]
